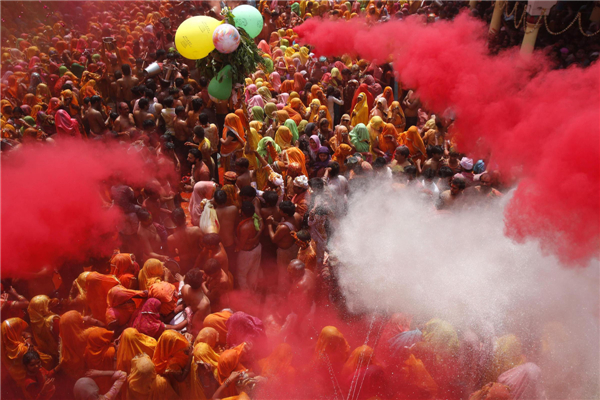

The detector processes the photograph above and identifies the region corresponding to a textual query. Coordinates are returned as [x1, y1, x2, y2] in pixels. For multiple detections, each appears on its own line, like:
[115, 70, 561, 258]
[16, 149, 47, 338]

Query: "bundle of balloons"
[175, 5, 263, 99]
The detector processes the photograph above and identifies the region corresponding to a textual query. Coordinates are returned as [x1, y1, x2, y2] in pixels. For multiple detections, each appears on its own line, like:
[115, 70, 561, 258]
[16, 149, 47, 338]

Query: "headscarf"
[83, 327, 115, 392]
[203, 311, 233, 347]
[188, 181, 216, 227]
[489, 334, 526, 382]
[148, 282, 177, 316]
[269, 71, 282, 92]
[351, 93, 369, 126]
[293, 72, 307, 92]
[55, 109, 81, 137]
[332, 144, 353, 168]
[193, 342, 220, 381]
[379, 123, 400, 154]
[284, 119, 299, 143]
[27, 295, 59, 359]
[138, 259, 165, 290]
[257, 86, 272, 103]
[264, 102, 278, 120]
[348, 122, 370, 153]
[341, 345, 377, 380]
[46, 97, 61, 115]
[401, 125, 427, 159]
[235, 109, 250, 130]
[351, 83, 375, 111]
[194, 327, 220, 349]
[497, 363, 545, 400]
[314, 146, 331, 171]
[152, 329, 190, 375]
[110, 253, 135, 280]
[257, 136, 281, 164]
[251, 106, 265, 122]
[116, 328, 157, 373]
[389, 101, 406, 130]
[60, 310, 91, 379]
[275, 109, 291, 124]
[85, 272, 119, 323]
[318, 105, 333, 129]
[258, 343, 295, 379]
[132, 298, 165, 340]
[275, 126, 293, 150]
[217, 343, 246, 385]
[127, 354, 178, 400]
[1, 318, 30, 386]
[258, 40, 271, 55]
[222, 113, 246, 157]
[106, 285, 146, 326]
[314, 326, 350, 370]
[226, 312, 267, 351]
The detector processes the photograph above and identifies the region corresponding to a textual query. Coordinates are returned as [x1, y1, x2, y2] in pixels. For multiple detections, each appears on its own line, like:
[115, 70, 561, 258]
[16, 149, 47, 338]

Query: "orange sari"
[116, 328, 157, 374]
[221, 113, 246, 157]
[400, 126, 427, 162]
[285, 147, 308, 177]
[83, 327, 115, 392]
[203, 311, 232, 348]
[378, 123, 400, 154]
[59, 311, 92, 379]
[85, 272, 119, 324]
[217, 343, 247, 398]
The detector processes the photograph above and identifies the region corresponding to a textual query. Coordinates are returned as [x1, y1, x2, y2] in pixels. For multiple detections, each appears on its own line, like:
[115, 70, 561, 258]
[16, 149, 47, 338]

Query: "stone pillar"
[520, 15, 541, 55]
[489, 1, 506, 37]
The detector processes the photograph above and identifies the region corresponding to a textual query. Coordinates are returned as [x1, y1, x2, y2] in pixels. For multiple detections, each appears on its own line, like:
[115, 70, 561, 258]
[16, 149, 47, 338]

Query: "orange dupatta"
[221, 113, 246, 157]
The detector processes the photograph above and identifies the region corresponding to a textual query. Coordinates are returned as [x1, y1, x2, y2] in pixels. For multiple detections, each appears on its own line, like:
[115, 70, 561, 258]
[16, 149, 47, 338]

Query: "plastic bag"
[199, 200, 220, 234]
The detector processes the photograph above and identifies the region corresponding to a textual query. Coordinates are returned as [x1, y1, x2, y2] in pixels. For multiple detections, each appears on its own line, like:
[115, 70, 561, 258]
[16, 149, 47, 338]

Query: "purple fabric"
[225, 311, 266, 351]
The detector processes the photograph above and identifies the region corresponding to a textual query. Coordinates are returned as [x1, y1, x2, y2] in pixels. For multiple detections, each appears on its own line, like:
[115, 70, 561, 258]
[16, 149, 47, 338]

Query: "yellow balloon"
[175, 16, 221, 60]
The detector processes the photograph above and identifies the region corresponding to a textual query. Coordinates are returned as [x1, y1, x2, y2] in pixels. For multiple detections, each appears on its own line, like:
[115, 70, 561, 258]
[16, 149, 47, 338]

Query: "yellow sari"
[351, 94, 369, 126]
[117, 328, 157, 374]
[127, 354, 179, 400]
[138, 259, 165, 290]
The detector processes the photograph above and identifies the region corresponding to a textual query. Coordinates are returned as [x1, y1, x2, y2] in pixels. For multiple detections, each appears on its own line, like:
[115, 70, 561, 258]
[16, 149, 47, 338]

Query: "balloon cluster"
[175, 5, 264, 100]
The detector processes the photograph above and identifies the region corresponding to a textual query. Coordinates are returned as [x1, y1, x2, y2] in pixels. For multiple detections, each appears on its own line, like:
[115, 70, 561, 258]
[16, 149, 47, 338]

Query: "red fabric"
[55, 110, 81, 137]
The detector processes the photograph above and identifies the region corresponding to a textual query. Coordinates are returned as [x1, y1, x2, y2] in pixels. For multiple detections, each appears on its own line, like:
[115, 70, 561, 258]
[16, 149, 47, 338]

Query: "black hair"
[138, 97, 149, 109]
[297, 229, 311, 242]
[239, 185, 256, 199]
[137, 208, 151, 222]
[156, 49, 166, 58]
[172, 207, 186, 227]
[263, 190, 278, 207]
[143, 119, 155, 130]
[438, 166, 453, 178]
[175, 77, 184, 88]
[114, 70, 123, 80]
[182, 84, 193, 95]
[188, 148, 202, 161]
[110, 112, 118, 120]
[185, 268, 203, 290]
[204, 258, 220, 275]
[395, 145, 410, 158]
[423, 168, 436, 180]
[192, 98, 204, 112]
[235, 158, 249, 169]
[308, 177, 324, 192]
[175, 105, 185, 116]
[198, 112, 209, 125]
[168, 87, 179, 96]
[203, 233, 221, 247]
[214, 190, 227, 205]
[90, 95, 102, 105]
[198, 76, 208, 87]
[180, 69, 189, 78]
[145, 88, 156, 98]
[83, 97, 91, 105]
[193, 125, 205, 140]
[430, 145, 443, 156]
[326, 86, 334, 96]
[121, 64, 131, 76]
[23, 350, 41, 366]
[452, 177, 466, 190]
[373, 157, 388, 170]
[329, 161, 340, 177]
[163, 96, 174, 108]
[404, 165, 417, 177]
[241, 201, 255, 218]
[279, 200, 296, 217]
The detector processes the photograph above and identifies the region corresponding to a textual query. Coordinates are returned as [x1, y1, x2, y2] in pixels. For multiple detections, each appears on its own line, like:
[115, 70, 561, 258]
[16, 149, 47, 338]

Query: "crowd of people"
[1, 1, 582, 400]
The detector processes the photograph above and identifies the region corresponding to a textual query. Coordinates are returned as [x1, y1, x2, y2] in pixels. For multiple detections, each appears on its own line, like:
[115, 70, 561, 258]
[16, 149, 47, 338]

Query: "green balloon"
[208, 65, 233, 100]
[232, 5, 263, 39]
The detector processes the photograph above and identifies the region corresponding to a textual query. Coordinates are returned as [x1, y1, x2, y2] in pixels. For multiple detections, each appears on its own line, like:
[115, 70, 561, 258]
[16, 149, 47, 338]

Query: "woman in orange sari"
[194, 327, 220, 349]
[190, 342, 221, 398]
[389, 100, 406, 132]
[216, 343, 247, 398]
[275, 126, 293, 151]
[59, 310, 94, 380]
[83, 327, 115, 393]
[105, 285, 146, 333]
[284, 146, 309, 177]
[282, 105, 302, 125]
[235, 109, 250, 131]
[221, 113, 246, 172]
[116, 328, 157, 374]
[138, 259, 166, 290]
[110, 252, 139, 289]
[377, 123, 400, 156]
[400, 126, 427, 164]
[127, 354, 179, 400]
[1, 318, 51, 390]
[332, 144, 354, 173]
[27, 295, 60, 363]
[279, 79, 294, 93]
[340, 345, 378, 381]
[85, 272, 119, 324]
[203, 311, 232, 350]
[35, 83, 52, 104]
[153, 330, 192, 398]
[314, 326, 350, 375]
